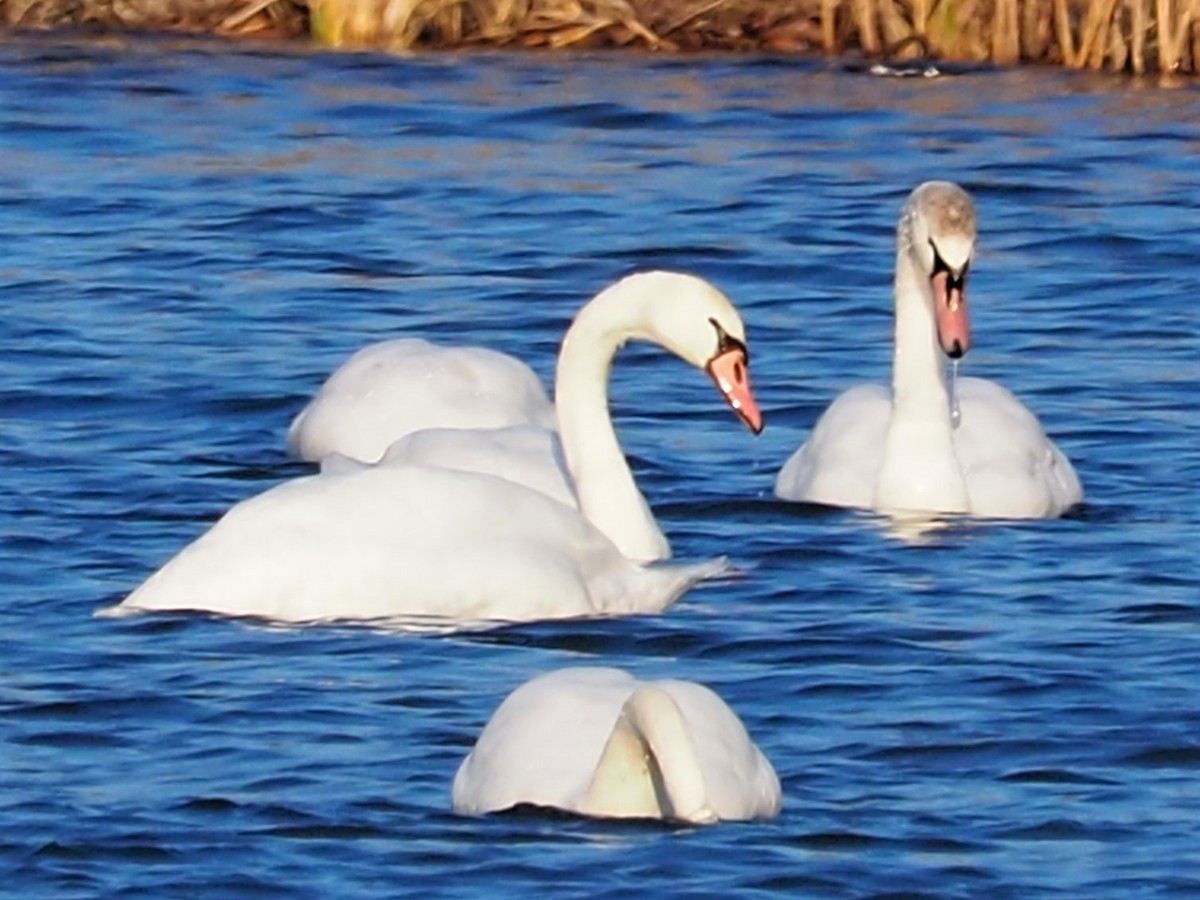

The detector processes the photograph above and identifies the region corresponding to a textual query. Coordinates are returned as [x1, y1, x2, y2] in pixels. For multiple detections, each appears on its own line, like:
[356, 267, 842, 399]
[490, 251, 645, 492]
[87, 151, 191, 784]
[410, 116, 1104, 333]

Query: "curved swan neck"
[554, 287, 670, 562]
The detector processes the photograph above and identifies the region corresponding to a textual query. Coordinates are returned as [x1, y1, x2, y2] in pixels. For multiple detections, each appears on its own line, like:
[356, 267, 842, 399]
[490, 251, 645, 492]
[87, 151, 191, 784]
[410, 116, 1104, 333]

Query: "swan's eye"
[929, 238, 948, 274]
[709, 317, 749, 364]
[928, 239, 968, 292]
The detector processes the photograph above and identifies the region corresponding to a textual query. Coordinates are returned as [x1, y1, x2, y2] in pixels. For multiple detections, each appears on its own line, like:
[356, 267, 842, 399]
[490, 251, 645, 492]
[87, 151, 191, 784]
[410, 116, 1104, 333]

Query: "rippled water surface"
[2, 36, 1199, 897]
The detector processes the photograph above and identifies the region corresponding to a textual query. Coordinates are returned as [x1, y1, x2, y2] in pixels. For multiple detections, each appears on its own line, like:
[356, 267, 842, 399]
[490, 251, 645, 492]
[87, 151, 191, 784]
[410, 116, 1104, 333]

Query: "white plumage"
[114, 271, 761, 624]
[452, 668, 781, 824]
[776, 182, 1082, 519]
[286, 338, 556, 464]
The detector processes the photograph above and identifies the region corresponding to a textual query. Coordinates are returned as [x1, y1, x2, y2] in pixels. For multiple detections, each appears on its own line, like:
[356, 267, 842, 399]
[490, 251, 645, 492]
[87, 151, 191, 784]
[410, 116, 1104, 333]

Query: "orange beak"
[706, 347, 763, 435]
[932, 269, 971, 359]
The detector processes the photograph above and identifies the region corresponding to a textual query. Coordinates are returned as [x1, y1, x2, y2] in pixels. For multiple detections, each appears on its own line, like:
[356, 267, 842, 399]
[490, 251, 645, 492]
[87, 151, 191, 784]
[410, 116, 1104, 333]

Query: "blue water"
[3, 35, 1199, 897]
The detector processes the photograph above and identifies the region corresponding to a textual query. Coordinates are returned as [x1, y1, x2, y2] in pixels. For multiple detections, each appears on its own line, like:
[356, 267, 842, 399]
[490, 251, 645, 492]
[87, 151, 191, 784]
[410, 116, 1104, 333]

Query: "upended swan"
[113, 271, 762, 625]
[452, 668, 781, 824]
[287, 337, 557, 464]
[775, 181, 1082, 519]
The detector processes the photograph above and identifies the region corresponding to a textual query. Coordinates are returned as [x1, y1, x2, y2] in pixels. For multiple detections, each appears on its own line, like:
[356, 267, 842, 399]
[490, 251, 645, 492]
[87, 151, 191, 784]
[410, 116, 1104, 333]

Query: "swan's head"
[901, 181, 976, 359]
[610, 271, 763, 435]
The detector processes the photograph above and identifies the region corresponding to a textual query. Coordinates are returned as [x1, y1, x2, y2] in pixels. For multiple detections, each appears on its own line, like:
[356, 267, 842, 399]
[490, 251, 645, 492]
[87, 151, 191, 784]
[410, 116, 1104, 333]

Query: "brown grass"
[0, 0, 1195, 73]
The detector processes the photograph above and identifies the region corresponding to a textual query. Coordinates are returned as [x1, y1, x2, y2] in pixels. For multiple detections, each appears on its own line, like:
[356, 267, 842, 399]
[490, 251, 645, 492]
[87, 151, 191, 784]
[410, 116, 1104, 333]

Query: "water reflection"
[876, 511, 961, 545]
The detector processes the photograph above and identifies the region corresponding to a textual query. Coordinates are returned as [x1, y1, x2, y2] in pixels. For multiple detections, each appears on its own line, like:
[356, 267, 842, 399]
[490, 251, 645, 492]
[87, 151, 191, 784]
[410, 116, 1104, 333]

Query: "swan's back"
[775, 384, 891, 508]
[287, 338, 555, 462]
[776, 378, 1081, 517]
[654, 678, 782, 819]
[452, 668, 781, 823]
[452, 669, 637, 815]
[117, 466, 715, 625]
[378, 424, 577, 507]
[953, 377, 1082, 518]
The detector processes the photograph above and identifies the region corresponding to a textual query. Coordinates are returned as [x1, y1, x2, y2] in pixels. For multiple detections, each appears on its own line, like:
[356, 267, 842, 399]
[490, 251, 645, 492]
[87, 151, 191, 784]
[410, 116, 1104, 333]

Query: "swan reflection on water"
[874, 510, 960, 545]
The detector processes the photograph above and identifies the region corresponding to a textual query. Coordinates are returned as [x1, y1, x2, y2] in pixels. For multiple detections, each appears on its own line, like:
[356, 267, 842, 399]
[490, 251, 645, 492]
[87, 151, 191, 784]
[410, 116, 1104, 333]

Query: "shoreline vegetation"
[0, 0, 1196, 75]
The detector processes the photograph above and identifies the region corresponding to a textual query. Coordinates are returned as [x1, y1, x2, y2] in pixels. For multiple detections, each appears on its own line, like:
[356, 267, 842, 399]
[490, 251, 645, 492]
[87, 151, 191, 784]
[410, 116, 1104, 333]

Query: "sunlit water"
[2, 35, 1198, 898]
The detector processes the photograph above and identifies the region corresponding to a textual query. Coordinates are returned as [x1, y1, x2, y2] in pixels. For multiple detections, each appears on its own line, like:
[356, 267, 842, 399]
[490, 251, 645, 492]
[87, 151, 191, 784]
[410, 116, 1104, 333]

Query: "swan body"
[369, 424, 576, 507]
[775, 181, 1081, 519]
[116, 465, 724, 624]
[452, 668, 781, 824]
[286, 338, 556, 463]
[115, 271, 762, 624]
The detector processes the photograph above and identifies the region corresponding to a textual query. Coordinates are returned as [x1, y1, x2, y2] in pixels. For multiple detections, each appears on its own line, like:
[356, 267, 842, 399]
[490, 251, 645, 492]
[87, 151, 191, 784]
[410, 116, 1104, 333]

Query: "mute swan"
[113, 271, 762, 625]
[452, 668, 781, 824]
[775, 181, 1082, 519]
[287, 338, 557, 464]
[362, 423, 577, 508]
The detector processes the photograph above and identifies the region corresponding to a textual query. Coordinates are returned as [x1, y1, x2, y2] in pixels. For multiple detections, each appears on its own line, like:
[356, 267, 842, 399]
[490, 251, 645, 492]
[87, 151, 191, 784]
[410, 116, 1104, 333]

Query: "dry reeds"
[304, 0, 1199, 74]
[0, 0, 1194, 73]
[0, 0, 307, 37]
[809, 0, 1199, 72]
[308, 0, 666, 50]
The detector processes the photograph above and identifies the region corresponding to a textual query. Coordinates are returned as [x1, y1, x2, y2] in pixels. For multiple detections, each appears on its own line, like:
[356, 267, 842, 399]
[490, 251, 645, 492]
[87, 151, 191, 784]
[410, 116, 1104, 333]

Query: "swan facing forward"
[775, 181, 1082, 519]
[114, 271, 762, 625]
[452, 668, 781, 824]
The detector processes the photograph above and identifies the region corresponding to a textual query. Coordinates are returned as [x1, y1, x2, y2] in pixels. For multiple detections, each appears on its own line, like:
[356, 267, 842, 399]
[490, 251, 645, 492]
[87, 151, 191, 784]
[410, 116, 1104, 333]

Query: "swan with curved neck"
[452, 668, 781, 824]
[322, 272, 760, 563]
[554, 272, 760, 561]
[775, 181, 1081, 519]
[113, 271, 762, 625]
[295, 273, 758, 563]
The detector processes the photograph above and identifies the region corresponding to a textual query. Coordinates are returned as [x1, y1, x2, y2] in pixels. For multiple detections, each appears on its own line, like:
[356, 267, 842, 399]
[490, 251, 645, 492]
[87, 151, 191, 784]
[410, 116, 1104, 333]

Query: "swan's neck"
[555, 294, 670, 562]
[891, 249, 952, 409]
[875, 250, 970, 513]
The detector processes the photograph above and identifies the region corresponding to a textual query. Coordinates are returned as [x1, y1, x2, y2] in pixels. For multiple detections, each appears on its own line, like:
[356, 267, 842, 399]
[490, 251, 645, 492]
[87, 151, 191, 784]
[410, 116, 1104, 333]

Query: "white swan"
[286, 337, 557, 463]
[775, 181, 1082, 519]
[113, 271, 762, 625]
[452, 668, 781, 824]
[364, 423, 577, 508]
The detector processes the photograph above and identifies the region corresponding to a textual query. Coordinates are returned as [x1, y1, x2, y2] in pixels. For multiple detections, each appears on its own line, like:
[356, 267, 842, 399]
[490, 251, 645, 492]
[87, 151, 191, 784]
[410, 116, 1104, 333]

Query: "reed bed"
[305, 0, 1198, 73]
[0, 0, 307, 39]
[1, 0, 1196, 73]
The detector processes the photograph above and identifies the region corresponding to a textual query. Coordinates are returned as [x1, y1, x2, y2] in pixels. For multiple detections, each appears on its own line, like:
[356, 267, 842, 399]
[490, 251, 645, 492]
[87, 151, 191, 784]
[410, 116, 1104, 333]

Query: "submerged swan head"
[574, 270, 763, 434]
[899, 181, 977, 359]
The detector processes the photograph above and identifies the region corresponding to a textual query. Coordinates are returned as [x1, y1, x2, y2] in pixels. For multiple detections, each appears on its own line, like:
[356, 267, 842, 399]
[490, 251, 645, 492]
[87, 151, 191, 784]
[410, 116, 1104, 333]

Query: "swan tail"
[612, 556, 730, 616]
[580, 685, 716, 823]
[624, 686, 716, 823]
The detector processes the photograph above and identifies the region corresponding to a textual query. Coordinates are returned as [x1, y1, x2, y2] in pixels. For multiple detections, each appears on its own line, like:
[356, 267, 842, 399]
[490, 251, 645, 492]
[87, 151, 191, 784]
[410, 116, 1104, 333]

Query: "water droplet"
[950, 359, 962, 428]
